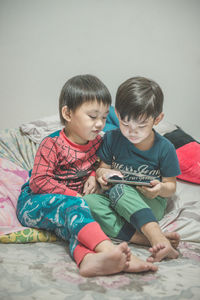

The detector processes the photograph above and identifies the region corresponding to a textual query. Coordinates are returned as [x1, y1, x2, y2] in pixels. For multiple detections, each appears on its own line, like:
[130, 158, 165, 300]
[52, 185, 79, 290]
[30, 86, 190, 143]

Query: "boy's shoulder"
[48, 130, 61, 138]
[154, 130, 175, 149]
[41, 130, 61, 143]
[42, 129, 102, 150]
[102, 128, 123, 146]
[103, 128, 122, 139]
[39, 130, 63, 149]
[154, 130, 175, 152]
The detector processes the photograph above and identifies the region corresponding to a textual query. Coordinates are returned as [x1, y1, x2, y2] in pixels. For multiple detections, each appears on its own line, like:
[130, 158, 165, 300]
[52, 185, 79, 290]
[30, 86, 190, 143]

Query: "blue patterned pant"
[17, 182, 95, 259]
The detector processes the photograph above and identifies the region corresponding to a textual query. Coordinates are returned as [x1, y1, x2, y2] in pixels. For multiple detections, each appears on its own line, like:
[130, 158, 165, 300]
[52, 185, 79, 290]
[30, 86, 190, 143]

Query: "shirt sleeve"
[97, 131, 113, 165]
[29, 137, 77, 197]
[160, 141, 181, 178]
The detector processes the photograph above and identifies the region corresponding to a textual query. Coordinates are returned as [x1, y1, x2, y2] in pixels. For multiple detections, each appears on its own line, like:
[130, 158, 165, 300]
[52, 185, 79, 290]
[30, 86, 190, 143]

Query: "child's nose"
[129, 127, 138, 134]
[95, 118, 104, 128]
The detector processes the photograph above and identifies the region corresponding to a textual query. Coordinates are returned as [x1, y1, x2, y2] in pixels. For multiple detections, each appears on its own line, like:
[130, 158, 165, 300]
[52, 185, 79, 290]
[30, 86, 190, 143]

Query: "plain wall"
[0, 0, 199, 140]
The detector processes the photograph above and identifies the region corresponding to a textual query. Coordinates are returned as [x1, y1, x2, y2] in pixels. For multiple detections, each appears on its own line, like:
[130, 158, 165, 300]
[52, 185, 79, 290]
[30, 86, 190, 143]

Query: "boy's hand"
[76, 193, 83, 198]
[83, 176, 99, 195]
[136, 180, 161, 199]
[136, 177, 177, 198]
[97, 169, 123, 190]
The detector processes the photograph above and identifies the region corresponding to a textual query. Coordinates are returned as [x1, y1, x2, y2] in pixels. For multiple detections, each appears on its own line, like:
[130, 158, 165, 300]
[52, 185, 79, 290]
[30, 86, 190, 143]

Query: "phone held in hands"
[106, 175, 152, 187]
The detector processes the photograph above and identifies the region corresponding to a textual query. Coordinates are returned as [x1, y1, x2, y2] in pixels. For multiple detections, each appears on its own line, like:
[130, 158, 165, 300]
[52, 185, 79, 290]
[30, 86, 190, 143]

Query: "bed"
[0, 110, 200, 300]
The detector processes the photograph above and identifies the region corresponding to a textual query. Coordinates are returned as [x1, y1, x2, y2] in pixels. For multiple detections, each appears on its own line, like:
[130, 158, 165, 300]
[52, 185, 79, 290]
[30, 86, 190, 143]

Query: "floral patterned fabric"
[0, 157, 57, 242]
[0, 241, 200, 299]
[0, 126, 200, 299]
[0, 128, 38, 170]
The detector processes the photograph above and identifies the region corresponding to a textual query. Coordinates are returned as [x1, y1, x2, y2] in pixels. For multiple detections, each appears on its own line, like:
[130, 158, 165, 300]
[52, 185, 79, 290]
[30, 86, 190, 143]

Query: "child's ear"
[154, 112, 164, 125]
[62, 106, 72, 122]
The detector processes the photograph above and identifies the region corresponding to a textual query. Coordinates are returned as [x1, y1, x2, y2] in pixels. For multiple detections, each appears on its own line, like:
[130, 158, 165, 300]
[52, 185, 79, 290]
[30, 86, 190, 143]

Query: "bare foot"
[164, 232, 180, 249]
[139, 223, 180, 262]
[124, 254, 158, 273]
[130, 231, 180, 249]
[147, 239, 179, 262]
[79, 242, 129, 277]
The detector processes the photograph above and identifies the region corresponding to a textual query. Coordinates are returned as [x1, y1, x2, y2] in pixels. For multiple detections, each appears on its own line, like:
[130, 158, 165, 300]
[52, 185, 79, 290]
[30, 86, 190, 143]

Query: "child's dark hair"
[59, 74, 112, 124]
[115, 76, 164, 121]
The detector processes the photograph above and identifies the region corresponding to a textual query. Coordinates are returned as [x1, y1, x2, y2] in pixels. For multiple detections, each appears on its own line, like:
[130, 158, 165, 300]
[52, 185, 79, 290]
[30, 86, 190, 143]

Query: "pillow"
[164, 128, 200, 184]
[0, 157, 57, 243]
[176, 142, 200, 184]
[164, 127, 197, 149]
[0, 228, 57, 243]
[19, 114, 63, 144]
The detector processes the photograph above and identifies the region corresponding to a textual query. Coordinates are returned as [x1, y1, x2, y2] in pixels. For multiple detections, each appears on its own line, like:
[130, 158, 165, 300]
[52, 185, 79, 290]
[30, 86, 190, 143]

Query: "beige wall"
[0, 0, 199, 140]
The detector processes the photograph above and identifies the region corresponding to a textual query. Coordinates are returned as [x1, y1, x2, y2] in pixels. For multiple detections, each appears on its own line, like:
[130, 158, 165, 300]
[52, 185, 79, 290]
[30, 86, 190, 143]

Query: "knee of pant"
[83, 194, 93, 206]
[109, 184, 138, 208]
[83, 194, 108, 210]
[123, 184, 138, 195]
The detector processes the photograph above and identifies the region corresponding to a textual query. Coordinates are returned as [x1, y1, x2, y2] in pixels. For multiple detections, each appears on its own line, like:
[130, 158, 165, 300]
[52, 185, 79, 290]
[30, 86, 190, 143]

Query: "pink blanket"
[0, 157, 29, 235]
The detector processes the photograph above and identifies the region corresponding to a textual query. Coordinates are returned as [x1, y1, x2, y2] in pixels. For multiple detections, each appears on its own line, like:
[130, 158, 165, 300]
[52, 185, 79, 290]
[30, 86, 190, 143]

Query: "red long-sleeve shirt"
[29, 129, 102, 196]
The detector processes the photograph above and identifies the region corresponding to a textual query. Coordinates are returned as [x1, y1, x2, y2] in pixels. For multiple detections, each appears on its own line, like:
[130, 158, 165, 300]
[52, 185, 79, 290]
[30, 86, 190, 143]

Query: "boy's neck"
[133, 130, 155, 151]
[63, 128, 89, 145]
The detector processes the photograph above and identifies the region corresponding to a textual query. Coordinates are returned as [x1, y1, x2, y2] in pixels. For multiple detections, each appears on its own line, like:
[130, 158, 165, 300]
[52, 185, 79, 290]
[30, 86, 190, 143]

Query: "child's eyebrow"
[88, 110, 109, 114]
[137, 118, 149, 124]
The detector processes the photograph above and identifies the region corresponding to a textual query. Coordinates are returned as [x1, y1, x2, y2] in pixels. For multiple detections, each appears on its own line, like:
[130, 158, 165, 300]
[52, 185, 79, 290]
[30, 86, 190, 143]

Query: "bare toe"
[148, 244, 179, 262]
[125, 254, 158, 273]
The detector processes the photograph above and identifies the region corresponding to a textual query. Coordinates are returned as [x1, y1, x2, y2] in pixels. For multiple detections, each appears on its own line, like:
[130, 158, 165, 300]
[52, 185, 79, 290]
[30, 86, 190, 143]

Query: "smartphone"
[106, 175, 152, 187]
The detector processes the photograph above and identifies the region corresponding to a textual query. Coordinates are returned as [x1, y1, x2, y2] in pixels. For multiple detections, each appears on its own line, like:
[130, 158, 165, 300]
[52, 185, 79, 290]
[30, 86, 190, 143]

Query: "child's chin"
[128, 137, 141, 144]
[90, 132, 100, 139]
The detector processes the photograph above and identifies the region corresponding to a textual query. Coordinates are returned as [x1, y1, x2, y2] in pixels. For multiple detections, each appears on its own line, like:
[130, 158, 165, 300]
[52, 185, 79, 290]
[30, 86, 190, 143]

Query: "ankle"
[94, 239, 113, 253]
[141, 222, 163, 244]
[141, 222, 161, 234]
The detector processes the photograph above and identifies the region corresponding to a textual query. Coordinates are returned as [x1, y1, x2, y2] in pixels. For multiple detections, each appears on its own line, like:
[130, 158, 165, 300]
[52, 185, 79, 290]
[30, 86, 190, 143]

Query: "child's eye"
[89, 115, 97, 119]
[122, 123, 128, 126]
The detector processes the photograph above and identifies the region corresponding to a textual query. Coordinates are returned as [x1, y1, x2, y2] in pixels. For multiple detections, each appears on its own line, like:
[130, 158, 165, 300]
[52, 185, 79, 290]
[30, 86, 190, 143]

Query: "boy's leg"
[17, 185, 95, 240]
[84, 192, 178, 247]
[108, 184, 167, 232]
[108, 184, 179, 261]
[75, 240, 131, 277]
[17, 184, 108, 257]
[84, 193, 136, 241]
[17, 185, 159, 273]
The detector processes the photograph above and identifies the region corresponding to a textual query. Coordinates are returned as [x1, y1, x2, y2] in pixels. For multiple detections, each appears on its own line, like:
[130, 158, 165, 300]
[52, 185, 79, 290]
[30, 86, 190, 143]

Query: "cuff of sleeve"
[73, 244, 94, 267]
[77, 221, 110, 250]
[130, 208, 157, 232]
[64, 189, 77, 197]
[90, 171, 96, 177]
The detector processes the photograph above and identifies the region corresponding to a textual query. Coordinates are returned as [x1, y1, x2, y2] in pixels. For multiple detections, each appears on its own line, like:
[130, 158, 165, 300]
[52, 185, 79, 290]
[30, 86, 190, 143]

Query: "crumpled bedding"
[0, 128, 38, 170]
[0, 155, 200, 243]
[0, 115, 200, 300]
[0, 110, 200, 243]
[19, 114, 63, 144]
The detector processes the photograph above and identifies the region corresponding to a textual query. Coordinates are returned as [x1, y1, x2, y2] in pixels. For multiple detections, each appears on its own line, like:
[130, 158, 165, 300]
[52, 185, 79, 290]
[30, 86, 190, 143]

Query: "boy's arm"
[30, 138, 78, 197]
[137, 176, 177, 199]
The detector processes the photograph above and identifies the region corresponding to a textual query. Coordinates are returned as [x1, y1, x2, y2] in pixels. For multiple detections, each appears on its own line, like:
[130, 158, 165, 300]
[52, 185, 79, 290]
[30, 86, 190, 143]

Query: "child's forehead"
[81, 100, 109, 111]
[123, 114, 153, 124]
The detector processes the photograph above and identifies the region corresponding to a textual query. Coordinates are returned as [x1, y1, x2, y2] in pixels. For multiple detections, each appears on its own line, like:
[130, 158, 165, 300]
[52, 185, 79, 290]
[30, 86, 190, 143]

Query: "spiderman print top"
[29, 129, 102, 197]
